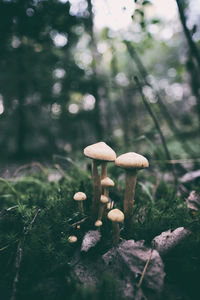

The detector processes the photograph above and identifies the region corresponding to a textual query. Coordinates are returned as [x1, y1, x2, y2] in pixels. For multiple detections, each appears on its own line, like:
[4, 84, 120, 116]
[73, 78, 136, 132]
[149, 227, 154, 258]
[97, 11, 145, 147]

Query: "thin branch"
[176, 0, 200, 69]
[135, 76, 177, 185]
[70, 217, 89, 228]
[13, 162, 48, 177]
[137, 249, 153, 289]
[125, 40, 197, 155]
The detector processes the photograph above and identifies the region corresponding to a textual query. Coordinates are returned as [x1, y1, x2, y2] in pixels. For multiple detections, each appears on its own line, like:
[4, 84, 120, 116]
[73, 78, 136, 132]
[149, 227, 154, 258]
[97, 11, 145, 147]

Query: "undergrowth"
[0, 162, 200, 300]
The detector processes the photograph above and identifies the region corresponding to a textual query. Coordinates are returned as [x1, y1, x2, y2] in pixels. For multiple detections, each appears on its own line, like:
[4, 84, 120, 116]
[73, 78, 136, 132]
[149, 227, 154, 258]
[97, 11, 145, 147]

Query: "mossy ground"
[0, 160, 200, 300]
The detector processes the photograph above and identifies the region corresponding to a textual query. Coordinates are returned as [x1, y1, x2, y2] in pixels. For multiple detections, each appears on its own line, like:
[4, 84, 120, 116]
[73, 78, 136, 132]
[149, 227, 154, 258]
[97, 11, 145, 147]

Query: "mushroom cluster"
[70, 141, 149, 245]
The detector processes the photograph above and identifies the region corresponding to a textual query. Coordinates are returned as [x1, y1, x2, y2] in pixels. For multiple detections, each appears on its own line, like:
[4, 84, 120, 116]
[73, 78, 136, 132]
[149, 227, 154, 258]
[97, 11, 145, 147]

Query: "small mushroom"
[107, 208, 124, 244]
[101, 177, 115, 198]
[98, 195, 109, 220]
[115, 152, 149, 231]
[73, 192, 87, 214]
[68, 235, 78, 243]
[94, 219, 103, 231]
[84, 142, 116, 219]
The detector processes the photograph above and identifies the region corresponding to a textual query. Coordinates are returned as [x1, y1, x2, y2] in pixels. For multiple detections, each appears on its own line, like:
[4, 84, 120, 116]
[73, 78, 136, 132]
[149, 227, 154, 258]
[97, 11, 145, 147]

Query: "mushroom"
[68, 235, 78, 243]
[94, 219, 103, 231]
[115, 152, 149, 231]
[101, 176, 115, 198]
[73, 192, 87, 214]
[98, 195, 109, 220]
[84, 142, 116, 219]
[107, 208, 124, 244]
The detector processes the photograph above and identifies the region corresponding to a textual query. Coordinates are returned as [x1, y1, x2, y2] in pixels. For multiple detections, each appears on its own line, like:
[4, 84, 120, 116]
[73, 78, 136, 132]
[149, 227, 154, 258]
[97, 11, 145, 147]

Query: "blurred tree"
[0, 0, 88, 158]
[0, 0, 199, 162]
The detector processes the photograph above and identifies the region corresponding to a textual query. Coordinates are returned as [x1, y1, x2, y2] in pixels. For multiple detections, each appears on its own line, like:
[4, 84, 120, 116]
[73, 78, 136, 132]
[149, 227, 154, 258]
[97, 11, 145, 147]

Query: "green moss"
[0, 166, 200, 299]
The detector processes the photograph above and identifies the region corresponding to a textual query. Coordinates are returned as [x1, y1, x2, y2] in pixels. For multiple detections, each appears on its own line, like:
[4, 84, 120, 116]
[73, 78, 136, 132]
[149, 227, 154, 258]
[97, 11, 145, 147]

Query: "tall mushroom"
[107, 208, 124, 244]
[115, 152, 149, 231]
[73, 192, 87, 214]
[84, 142, 116, 220]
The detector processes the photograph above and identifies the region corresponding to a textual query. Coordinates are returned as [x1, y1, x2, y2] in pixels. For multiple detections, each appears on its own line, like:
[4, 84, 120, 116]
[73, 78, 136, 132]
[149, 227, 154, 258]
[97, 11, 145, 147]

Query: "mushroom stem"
[91, 160, 101, 220]
[124, 170, 137, 229]
[78, 201, 84, 214]
[112, 222, 120, 245]
[98, 203, 105, 220]
[104, 186, 109, 197]
[101, 162, 107, 179]
[102, 188, 109, 218]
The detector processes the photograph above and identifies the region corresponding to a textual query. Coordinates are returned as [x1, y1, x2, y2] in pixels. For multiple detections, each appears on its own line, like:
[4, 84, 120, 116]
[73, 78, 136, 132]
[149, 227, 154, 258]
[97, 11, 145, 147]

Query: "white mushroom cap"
[101, 177, 115, 187]
[100, 195, 109, 203]
[115, 152, 149, 170]
[73, 192, 87, 201]
[94, 220, 103, 227]
[107, 208, 124, 223]
[84, 142, 116, 161]
[68, 235, 78, 243]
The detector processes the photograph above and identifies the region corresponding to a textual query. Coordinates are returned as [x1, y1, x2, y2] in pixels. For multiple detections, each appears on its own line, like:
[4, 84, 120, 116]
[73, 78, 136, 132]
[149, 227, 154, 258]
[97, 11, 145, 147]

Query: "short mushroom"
[107, 208, 124, 244]
[101, 177, 115, 198]
[98, 195, 109, 220]
[94, 219, 103, 231]
[115, 152, 149, 231]
[73, 192, 87, 214]
[68, 235, 78, 243]
[84, 142, 116, 219]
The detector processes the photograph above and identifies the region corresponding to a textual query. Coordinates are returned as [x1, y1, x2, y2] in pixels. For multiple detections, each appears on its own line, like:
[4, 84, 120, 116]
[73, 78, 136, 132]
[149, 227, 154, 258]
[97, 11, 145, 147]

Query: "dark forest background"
[0, 0, 199, 164]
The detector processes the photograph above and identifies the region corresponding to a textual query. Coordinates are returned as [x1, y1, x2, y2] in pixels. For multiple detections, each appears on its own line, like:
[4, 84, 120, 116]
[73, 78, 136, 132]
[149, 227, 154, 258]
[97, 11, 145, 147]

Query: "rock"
[180, 169, 200, 183]
[73, 259, 100, 287]
[81, 230, 101, 252]
[70, 239, 165, 299]
[48, 172, 62, 182]
[186, 190, 200, 211]
[103, 240, 165, 298]
[152, 227, 191, 256]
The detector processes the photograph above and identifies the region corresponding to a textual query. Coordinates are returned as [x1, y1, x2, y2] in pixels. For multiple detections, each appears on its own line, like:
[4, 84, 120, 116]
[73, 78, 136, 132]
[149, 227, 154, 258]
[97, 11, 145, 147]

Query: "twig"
[176, 0, 200, 69]
[135, 76, 177, 186]
[10, 208, 41, 300]
[13, 162, 48, 177]
[70, 217, 88, 228]
[24, 208, 41, 235]
[137, 249, 153, 289]
[176, 1, 200, 128]
[125, 40, 196, 156]
[0, 244, 10, 251]
[0, 239, 18, 252]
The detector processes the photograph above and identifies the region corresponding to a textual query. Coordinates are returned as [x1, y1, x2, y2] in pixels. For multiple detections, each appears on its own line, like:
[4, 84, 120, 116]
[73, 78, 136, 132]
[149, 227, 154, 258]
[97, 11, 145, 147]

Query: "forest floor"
[0, 158, 200, 300]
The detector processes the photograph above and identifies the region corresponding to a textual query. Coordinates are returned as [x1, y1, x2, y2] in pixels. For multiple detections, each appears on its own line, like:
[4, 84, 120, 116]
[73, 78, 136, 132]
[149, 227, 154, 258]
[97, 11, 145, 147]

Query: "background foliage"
[0, 0, 199, 162]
